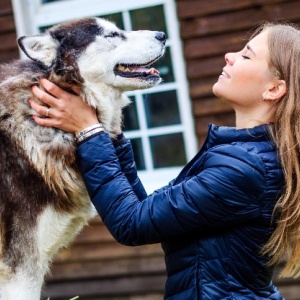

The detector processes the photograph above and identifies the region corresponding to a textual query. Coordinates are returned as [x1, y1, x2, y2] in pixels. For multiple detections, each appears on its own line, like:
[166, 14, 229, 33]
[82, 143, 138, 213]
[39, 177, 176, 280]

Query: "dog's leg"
[0, 272, 44, 300]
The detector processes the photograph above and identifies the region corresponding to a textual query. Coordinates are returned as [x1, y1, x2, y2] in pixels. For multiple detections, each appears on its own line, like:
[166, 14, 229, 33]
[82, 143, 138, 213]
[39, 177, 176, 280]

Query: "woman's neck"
[234, 107, 275, 129]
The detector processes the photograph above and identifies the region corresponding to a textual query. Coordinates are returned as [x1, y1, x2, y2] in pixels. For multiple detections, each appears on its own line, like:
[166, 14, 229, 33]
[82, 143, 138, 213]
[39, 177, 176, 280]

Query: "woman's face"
[212, 30, 275, 110]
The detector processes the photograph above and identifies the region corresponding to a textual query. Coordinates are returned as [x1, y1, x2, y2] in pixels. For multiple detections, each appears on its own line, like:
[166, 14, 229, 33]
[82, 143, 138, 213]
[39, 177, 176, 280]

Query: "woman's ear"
[263, 80, 286, 101]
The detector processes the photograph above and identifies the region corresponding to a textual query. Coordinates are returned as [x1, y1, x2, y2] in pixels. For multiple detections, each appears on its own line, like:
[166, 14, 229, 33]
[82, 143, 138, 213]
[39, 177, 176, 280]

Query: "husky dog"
[0, 17, 165, 299]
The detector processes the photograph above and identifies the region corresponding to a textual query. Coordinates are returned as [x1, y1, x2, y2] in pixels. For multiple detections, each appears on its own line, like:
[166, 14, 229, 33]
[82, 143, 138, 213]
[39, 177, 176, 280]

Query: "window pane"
[130, 138, 145, 171]
[152, 46, 174, 83]
[123, 96, 139, 131]
[39, 24, 54, 32]
[130, 5, 168, 37]
[150, 133, 187, 168]
[40, 13, 123, 33]
[98, 13, 124, 30]
[143, 90, 180, 128]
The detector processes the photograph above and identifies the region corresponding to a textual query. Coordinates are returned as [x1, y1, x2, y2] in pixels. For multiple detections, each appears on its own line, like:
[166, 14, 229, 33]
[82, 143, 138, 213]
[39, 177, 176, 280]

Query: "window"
[12, 0, 197, 192]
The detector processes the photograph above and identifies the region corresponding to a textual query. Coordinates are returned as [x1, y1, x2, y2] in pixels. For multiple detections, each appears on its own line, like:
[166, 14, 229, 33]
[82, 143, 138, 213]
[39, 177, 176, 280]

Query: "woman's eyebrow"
[247, 44, 256, 56]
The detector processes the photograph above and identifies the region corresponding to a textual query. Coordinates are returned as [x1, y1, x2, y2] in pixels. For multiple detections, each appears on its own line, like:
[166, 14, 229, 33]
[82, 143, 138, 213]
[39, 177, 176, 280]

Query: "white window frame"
[12, 0, 197, 193]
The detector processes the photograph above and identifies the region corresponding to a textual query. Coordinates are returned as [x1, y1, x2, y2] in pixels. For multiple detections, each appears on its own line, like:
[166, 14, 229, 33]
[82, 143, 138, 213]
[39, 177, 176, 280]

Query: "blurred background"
[2, 0, 300, 299]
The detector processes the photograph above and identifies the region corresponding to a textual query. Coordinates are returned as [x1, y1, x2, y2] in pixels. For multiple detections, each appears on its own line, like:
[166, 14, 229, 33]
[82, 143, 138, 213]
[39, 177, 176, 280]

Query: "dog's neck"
[83, 81, 130, 134]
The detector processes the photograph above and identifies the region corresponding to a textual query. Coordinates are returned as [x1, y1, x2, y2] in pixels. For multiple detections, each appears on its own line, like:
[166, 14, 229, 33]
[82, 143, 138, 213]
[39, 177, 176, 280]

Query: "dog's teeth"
[118, 65, 125, 71]
[116, 64, 159, 76]
[150, 68, 159, 75]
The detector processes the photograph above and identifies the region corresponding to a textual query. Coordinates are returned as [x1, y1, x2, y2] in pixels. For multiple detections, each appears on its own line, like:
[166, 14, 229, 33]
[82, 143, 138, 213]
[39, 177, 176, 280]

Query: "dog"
[0, 17, 165, 299]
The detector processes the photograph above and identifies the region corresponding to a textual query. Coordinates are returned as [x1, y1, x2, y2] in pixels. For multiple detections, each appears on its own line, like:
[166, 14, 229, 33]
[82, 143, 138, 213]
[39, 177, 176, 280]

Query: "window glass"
[40, 12, 124, 33]
[123, 96, 139, 131]
[130, 5, 168, 37]
[152, 46, 174, 83]
[130, 138, 145, 170]
[98, 13, 124, 30]
[150, 133, 187, 168]
[39, 25, 53, 32]
[143, 90, 180, 128]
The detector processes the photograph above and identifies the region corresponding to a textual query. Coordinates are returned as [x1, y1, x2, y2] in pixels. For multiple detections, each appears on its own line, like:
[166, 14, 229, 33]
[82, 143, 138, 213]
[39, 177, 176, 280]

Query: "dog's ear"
[17, 35, 59, 68]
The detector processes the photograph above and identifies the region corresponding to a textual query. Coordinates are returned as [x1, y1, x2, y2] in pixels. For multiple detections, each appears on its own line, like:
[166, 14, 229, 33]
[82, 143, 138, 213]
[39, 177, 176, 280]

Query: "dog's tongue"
[130, 66, 159, 74]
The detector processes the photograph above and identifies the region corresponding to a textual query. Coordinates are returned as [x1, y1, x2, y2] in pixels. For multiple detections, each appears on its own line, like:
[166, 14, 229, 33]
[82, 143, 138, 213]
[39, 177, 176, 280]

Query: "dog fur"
[0, 17, 165, 299]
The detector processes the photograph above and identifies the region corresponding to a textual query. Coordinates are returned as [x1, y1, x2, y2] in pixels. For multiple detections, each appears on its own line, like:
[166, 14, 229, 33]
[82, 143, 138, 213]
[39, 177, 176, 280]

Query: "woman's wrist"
[74, 123, 104, 143]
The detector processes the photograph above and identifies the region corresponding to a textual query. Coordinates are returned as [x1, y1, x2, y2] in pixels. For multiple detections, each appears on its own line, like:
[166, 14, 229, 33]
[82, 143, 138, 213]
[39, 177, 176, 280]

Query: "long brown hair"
[254, 22, 300, 277]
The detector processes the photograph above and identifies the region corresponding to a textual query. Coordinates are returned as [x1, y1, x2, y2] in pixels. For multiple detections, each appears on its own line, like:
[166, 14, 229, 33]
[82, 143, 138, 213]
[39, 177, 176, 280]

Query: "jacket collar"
[206, 123, 272, 147]
[173, 123, 272, 185]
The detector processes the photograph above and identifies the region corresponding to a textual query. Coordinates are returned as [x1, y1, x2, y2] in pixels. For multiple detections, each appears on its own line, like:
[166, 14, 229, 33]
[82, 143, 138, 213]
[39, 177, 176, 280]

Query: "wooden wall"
[0, 0, 19, 63]
[2, 0, 300, 299]
[42, 217, 166, 300]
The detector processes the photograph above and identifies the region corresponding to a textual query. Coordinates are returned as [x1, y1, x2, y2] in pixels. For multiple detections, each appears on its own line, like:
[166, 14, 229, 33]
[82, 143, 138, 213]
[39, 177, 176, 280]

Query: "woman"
[29, 22, 300, 299]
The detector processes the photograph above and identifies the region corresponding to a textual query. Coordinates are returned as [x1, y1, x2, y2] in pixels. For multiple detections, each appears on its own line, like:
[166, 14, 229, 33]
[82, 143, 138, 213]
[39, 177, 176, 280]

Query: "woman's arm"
[77, 133, 266, 246]
[112, 134, 147, 200]
[30, 80, 267, 246]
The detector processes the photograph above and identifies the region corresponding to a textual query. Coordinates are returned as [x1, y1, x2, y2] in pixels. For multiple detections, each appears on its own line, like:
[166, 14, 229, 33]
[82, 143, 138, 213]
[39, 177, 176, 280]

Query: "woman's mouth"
[221, 69, 230, 78]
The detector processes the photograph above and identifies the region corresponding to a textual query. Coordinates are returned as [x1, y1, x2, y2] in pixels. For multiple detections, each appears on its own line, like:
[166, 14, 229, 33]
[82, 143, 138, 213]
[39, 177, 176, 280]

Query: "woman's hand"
[29, 78, 99, 134]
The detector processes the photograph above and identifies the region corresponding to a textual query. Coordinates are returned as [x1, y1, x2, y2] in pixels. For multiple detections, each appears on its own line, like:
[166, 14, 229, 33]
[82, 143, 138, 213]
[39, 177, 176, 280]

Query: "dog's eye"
[105, 32, 120, 38]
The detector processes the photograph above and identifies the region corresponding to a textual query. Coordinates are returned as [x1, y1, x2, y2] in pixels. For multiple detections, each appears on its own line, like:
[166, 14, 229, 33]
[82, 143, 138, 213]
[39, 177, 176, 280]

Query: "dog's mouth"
[114, 56, 161, 80]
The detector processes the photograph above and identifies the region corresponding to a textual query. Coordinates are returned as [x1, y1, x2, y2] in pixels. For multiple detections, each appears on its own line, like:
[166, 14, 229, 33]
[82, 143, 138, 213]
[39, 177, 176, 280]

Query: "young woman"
[29, 22, 300, 299]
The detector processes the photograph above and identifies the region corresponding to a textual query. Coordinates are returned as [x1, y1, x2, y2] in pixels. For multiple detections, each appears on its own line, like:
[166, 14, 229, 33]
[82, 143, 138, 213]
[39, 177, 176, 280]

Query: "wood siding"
[42, 217, 166, 300]
[1, 0, 300, 299]
[0, 0, 19, 63]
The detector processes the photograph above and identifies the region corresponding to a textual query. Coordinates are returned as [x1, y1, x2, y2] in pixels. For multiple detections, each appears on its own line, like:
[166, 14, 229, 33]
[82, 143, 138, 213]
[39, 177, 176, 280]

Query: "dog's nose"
[155, 32, 166, 44]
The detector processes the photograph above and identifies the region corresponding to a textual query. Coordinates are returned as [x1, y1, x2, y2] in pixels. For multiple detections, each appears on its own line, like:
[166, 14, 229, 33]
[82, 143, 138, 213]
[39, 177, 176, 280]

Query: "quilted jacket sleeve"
[113, 135, 147, 200]
[77, 132, 267, 246]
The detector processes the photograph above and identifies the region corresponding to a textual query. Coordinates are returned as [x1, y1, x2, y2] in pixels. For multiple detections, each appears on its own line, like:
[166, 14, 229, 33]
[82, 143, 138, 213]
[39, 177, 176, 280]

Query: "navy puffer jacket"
[77, 124, 284, 299]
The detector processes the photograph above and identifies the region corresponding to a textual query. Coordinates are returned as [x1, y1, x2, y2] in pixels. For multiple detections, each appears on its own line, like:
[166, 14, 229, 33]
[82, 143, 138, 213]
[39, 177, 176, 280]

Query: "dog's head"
[18, 17, 166, 91]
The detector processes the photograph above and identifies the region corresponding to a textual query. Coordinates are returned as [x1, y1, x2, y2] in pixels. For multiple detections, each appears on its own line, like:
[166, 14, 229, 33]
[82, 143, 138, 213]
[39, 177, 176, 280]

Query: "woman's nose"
[225, 52, 234, 65]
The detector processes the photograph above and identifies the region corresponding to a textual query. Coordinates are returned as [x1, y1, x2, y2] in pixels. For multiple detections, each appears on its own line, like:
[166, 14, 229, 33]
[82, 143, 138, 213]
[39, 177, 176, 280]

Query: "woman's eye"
[242, 55, 250, 60]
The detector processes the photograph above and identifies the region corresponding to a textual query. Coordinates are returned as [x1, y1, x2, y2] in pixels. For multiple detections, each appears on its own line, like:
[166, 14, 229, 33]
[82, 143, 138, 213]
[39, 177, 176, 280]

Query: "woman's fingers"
[31, 85, 58, 108]
[71, 85, 81, 95]
[28, 98, 58, 128]
[29, 98, 50, 117]
[40, 78, 71, 100]
[32, 78, 72, 108]
[32, 114, 58, 128]
[29, 80, 99, 133]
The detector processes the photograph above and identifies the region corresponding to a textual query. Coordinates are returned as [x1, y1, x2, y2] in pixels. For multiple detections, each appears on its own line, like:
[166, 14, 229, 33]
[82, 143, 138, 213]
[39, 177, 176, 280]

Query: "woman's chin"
[212, 81, 222, 97]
